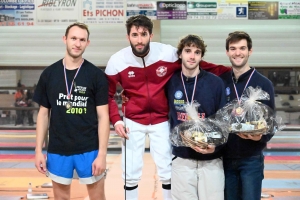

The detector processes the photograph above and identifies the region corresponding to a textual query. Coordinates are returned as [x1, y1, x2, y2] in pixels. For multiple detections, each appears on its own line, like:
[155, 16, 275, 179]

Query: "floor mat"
[0, 196, 23, 200]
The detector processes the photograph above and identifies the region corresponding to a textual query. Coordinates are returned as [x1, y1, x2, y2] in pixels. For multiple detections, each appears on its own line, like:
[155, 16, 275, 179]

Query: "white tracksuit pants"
[122, 118, 172, 187]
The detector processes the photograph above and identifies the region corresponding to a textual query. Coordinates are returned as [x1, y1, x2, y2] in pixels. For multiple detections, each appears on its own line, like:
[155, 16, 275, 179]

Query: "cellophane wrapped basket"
[215, 86, 284, 135]
[170, 102, 229, 149]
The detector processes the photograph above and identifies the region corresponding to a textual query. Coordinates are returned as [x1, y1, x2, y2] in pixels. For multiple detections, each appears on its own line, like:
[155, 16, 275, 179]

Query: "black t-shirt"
[33, 59, 108, 155]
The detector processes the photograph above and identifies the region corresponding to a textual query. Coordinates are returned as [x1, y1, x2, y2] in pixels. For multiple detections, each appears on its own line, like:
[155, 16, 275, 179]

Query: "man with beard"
[105, 15, 230, 200]
[33, 23, 110, 199]
[219, 31, 275, 200]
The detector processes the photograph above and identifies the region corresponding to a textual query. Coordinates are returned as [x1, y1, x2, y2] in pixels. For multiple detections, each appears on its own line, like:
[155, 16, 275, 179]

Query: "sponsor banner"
[187, 1, 217, 20]
[279, 1, 300, 19]
[82, 0, 125, 24]
[0, 0, 35, 26]
[36, 0, 80, 25]
[217, 1, 248, 19]
[127, 1, 156, 19]
[156, 1, 187, 20]
[248, 1, 278, 20]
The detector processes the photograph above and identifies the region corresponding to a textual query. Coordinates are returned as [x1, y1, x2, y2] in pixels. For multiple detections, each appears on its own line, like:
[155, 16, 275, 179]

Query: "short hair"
[126, 15, 153, 35]
[177, 34, 207, 57]
[226, 31, 252, 51]
[65, 22, 90, 40]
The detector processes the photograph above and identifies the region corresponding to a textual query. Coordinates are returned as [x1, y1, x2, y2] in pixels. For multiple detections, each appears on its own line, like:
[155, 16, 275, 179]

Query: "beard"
[130, 40, 150, 57]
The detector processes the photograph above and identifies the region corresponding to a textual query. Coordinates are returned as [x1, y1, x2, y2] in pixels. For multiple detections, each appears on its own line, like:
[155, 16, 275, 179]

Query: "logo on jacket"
[225, 87, 230, 96]
[156, 66, 167, 77]
[226, 87, 231, 102]
[175, 91, 183, 99]
[174, 91, 184, 105]
[128, 71, 135, 78]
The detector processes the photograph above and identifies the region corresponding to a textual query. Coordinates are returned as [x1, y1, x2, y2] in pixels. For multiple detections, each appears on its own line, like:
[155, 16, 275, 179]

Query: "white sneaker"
[261, 193, 271, 198]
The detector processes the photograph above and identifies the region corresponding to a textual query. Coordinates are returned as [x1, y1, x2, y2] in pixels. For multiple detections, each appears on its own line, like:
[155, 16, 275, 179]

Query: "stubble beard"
[67, 46, 84, 59]
[182, 60, 198, 72]
[230, 55, 249, 69]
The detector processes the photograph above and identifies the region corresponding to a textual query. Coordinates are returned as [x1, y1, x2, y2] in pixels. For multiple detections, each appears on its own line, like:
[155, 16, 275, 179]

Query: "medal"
[235, 107, 243, 115]
[232, 69, 255, 105]
[232, 69, 255, 126]
[63, 59, 84, 109]
[66, 101, 72, 109]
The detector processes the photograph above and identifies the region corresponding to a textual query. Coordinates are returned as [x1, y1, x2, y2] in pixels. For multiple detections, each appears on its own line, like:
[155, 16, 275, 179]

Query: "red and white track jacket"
[105, 42, 230, 125]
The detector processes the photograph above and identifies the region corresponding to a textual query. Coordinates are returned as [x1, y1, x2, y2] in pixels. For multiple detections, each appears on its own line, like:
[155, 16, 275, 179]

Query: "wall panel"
[0, 25, 129, 66]
[161, 20, 300, 67]
[0, 19, 299, 68]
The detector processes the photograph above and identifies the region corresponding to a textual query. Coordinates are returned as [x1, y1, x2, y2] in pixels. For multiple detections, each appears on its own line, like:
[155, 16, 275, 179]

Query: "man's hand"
[120, 90, 129, 103]
[35, 151, 47, 174]
[192, 144, 215, 154]
[92, 155, 106, 176]
[237, 133, 262, 141]
[115, 123, 129, 139]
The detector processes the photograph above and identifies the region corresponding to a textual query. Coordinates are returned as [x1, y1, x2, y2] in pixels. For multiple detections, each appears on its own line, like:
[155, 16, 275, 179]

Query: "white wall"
[161, 20, 300, 67]
[1, 20, 299, 68]
[0, 25, 129, 67]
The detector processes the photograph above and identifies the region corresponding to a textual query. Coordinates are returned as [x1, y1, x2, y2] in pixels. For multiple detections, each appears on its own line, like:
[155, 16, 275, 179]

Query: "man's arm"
[105, 58, 129, 139]
[35, 105, 50, 174]
[105, 57, 123, 125]
[106, 75, 129, 139]
[106, 75, 122, 124]
[92, 104, 110, 176]
[200, 60, 231, 76]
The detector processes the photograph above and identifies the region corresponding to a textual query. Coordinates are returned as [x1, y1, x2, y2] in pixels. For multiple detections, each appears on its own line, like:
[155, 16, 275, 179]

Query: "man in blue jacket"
[167, 34, 226, 200]
[219, 31, 275, 200]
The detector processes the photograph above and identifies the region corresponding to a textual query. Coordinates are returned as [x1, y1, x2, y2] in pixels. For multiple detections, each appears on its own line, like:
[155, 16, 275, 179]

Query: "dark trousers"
[224, 154, 264, 200]
[15, 110, 25, 125]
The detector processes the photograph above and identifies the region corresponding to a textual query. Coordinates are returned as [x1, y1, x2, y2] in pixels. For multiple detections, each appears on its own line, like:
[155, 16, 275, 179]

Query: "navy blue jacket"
[219, 68, 275, 158]
[167, 69, 226, 160]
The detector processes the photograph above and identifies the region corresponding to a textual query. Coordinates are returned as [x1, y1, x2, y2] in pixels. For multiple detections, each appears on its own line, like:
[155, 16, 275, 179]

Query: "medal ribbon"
[63, 59, 84, 100]
[181, 71, 198, 105]
[232, 69, 255, 104]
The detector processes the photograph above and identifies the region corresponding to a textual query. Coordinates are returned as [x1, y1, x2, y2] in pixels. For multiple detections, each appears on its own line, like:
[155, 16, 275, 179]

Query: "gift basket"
[170, 102, 229, 149]
[215, 86, 284, 135]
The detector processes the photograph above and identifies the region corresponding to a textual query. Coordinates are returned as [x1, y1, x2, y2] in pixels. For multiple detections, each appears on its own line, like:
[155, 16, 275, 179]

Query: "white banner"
[279, 1, 300, 19]
[126, 1, 157, 19]
[217, 0, 248, 20]
[36, 0, 80, 25]
[187, 1, 217, 20]
[82, 0, 125, 24]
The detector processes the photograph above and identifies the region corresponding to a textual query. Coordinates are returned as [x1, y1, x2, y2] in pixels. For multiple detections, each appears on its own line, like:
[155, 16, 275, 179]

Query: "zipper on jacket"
[142, 57, 152, 124]
[234, 77, 238, 83]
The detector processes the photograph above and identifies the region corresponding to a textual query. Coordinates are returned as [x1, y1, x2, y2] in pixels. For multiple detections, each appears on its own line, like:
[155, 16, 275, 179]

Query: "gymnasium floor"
[0, 126, 300, 200]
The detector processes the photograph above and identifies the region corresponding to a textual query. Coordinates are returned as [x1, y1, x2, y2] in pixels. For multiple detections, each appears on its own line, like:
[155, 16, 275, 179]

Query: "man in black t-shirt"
[33, 23, 109, 199]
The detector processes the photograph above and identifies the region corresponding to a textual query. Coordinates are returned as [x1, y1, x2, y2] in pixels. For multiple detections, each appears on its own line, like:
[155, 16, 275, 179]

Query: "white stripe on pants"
[122, 118, 172, 187]
[171, 156, 224, 200]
